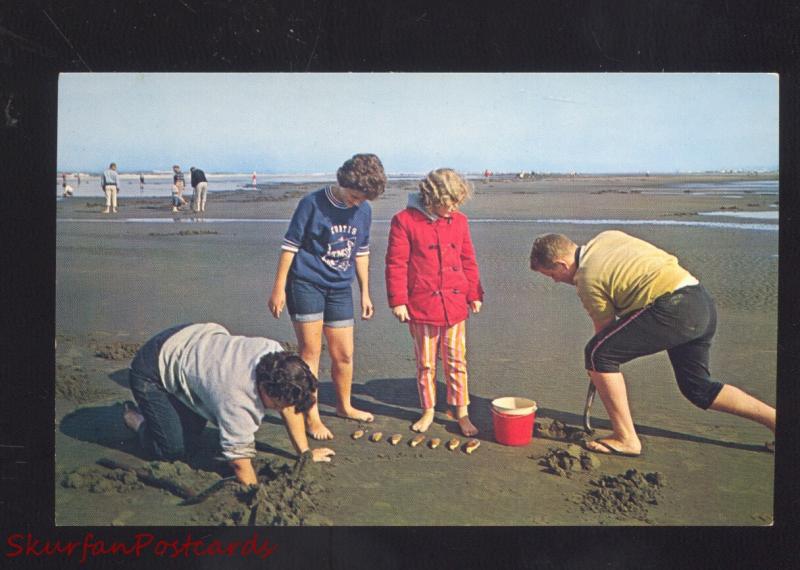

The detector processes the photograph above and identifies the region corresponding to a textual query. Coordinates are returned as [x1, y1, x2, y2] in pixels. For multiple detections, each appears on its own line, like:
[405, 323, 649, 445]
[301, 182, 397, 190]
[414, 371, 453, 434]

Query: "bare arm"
[268, 250, 296, 318]
[355, 254, 374, 319]
[280, 405, 335, 462]
[229, 458, 258, 485]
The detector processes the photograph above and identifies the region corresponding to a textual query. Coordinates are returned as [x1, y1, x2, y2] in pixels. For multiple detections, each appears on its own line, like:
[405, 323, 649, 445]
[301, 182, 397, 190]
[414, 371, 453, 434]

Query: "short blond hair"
[418, 168, 472, 211]
[529, 233, 576, 270]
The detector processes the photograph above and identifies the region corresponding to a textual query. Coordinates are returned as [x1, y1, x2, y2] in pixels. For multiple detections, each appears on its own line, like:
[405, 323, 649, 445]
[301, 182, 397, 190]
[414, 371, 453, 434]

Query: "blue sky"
[57, 73, 778, 174]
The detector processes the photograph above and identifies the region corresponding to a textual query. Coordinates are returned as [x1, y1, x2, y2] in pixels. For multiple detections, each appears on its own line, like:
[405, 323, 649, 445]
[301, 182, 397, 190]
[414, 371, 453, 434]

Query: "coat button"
[452, 266, 458, 271]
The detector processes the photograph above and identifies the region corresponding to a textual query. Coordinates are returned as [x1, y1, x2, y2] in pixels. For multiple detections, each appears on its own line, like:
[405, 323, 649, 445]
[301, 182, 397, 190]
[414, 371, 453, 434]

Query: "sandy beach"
[55, 173, 777, 526]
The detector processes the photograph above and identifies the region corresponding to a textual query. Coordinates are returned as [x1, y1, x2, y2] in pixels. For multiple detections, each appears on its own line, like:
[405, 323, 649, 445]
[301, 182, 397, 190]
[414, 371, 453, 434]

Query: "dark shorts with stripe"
[584, 284, 724, 409]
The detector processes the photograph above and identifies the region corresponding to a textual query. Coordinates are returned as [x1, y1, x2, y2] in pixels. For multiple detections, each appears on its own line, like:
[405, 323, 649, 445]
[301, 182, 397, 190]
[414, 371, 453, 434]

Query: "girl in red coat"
[385, 169, 484, 436]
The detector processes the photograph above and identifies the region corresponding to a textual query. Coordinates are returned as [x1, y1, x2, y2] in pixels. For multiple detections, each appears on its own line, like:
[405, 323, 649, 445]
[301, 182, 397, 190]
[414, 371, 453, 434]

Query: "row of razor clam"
[351, 430, 480, 454]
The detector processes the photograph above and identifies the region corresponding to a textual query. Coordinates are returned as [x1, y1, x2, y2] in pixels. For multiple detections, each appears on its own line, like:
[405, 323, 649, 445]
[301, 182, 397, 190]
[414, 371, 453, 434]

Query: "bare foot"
[122, 401, 144, 432]
[306, 417, 334, 441]
[458, 416, 479, 437]
[411, 409, 435, 432]
[336, 406, 374, 423]
[584, 437, 642, 457]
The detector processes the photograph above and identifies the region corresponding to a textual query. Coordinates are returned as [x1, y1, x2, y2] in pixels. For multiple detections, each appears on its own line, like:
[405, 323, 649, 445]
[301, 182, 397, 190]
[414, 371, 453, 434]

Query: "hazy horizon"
[58, 73, 779, 174]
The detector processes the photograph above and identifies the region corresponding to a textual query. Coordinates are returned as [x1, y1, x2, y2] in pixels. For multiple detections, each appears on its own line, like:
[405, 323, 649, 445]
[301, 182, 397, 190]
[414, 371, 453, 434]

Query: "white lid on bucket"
[491, 396, 537, 416]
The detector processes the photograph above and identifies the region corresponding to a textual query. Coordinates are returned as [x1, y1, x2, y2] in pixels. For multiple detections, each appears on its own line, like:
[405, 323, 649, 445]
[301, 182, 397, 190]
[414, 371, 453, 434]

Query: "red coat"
[385, 206, 484, 326]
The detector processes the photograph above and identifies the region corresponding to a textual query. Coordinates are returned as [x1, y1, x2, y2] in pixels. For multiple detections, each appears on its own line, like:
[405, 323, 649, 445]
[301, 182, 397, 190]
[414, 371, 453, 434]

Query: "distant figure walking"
[100, 162, 120, 214]
[139, 172, 145, 192]
[75, 173, 81, 186]
[171, 165, 187, 213]
[190, 166, 208, 213]
[251, 171, 257, 187]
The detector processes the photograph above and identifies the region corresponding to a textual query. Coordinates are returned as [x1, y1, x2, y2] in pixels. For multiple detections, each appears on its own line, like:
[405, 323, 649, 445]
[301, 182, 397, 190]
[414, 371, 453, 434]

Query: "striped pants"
[408, 320, 470, 409]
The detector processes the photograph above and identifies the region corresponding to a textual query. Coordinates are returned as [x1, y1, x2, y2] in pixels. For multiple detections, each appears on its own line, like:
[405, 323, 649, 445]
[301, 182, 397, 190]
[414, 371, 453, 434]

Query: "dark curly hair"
[255, 352, 318, 413]
[336, 153, 387, 200]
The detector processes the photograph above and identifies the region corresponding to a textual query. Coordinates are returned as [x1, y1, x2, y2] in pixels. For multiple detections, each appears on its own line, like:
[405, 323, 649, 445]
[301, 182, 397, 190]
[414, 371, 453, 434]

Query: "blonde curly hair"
[418, 168, 472, 212]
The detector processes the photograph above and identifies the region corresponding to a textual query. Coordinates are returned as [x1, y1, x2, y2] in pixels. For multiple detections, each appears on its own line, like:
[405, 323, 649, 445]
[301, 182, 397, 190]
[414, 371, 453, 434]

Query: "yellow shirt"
[575, 230, 696, 323]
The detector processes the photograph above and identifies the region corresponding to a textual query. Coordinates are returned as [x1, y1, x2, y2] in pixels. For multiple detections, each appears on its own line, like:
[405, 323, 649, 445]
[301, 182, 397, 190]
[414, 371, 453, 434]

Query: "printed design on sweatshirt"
[322, 225, 358, 271]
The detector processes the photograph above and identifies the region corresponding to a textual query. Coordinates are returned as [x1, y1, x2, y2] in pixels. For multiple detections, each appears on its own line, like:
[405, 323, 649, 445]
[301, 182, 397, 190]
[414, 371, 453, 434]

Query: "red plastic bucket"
[491, 397, 537, 446]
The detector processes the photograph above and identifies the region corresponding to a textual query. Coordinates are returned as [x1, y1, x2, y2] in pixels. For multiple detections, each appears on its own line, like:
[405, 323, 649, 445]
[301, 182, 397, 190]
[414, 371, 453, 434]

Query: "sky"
[57, 73, 778, 174]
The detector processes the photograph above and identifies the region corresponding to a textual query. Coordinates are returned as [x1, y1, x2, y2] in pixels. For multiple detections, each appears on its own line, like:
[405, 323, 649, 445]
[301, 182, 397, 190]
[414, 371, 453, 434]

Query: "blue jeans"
[128, 324, 206, 459]
[285, 275, 354, 327]
[128, 370, 207, 460]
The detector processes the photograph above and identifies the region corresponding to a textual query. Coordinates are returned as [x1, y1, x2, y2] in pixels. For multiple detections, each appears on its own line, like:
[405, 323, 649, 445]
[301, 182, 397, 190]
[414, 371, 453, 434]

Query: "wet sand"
[55, 174, 777, 525]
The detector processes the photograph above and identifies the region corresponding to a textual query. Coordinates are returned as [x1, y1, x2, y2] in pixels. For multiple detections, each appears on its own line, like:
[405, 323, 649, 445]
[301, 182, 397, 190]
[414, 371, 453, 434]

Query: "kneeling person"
[123, 322, 335, 485]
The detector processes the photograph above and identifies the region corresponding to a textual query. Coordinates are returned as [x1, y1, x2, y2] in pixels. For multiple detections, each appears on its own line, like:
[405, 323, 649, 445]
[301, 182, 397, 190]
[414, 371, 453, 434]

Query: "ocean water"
[57, 217, 779, 232]
[56, 172, 433, 199]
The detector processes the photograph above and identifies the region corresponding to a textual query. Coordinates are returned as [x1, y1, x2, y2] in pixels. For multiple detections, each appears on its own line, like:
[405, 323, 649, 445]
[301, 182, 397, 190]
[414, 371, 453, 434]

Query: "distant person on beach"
[251, 171, 257, 187]
[190, 166, 208, 213]
[100, 162, 119, 214]
[529, 230, 776, 456]
[385, 168, 484, 436]
[121, 323, 335, 485]
[139, 172, 145, 191]
[171, 164, 187, 213]
[75, 173, 81, 186]
[268, 153, 387, 440]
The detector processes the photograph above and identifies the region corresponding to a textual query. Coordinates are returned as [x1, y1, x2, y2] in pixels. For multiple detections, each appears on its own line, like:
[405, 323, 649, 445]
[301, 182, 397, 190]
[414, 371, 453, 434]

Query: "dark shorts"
[285, 275, 354, 328]
[584, 285, 724, 409]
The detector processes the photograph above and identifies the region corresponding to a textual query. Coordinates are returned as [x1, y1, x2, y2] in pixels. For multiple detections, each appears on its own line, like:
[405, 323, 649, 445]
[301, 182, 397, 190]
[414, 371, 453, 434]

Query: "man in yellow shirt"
[530, 230, 776, 456]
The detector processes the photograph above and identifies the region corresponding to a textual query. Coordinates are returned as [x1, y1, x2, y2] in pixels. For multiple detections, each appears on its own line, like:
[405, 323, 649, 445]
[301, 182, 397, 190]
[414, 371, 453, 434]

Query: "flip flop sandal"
[585, 439, 642, 458]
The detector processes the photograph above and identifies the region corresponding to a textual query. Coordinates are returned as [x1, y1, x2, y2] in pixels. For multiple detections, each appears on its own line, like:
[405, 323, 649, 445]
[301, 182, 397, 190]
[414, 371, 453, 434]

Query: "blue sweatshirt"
[281, 187, 371, 288]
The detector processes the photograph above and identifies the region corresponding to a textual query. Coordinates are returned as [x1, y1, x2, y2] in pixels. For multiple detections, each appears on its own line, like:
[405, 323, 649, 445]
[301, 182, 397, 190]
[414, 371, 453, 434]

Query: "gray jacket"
[158, 323, 283, 460]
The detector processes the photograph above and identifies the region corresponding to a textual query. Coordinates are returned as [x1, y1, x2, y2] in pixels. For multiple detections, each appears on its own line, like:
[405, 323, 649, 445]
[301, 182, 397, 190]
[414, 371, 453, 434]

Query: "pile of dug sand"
[581, 469, 666, 521]
[202, 453, 329, 526]
[545, 419, 590, 444]
[93, 341, 141, 361]
[61, 466, 144, 494]
[60, 460, 222, 495]
[537, 444, 601, 477]
[56, 363, 113, 403]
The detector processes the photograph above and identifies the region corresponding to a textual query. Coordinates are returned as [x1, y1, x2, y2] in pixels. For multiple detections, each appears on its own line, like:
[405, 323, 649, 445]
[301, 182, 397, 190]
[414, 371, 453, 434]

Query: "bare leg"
[412, 408, 435, 432]
[292, 321, 333, 440]
[584, 371, 642, 455]
[708, 385, 776, 433]
[324, 325, 373, 423]
[455, 405, 478, 436]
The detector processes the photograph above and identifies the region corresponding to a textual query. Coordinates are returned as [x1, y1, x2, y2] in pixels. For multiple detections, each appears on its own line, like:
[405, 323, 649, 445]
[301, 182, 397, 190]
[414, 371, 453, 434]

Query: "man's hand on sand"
[311, 448, 335, 462]
[392, 305, 410, 322]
